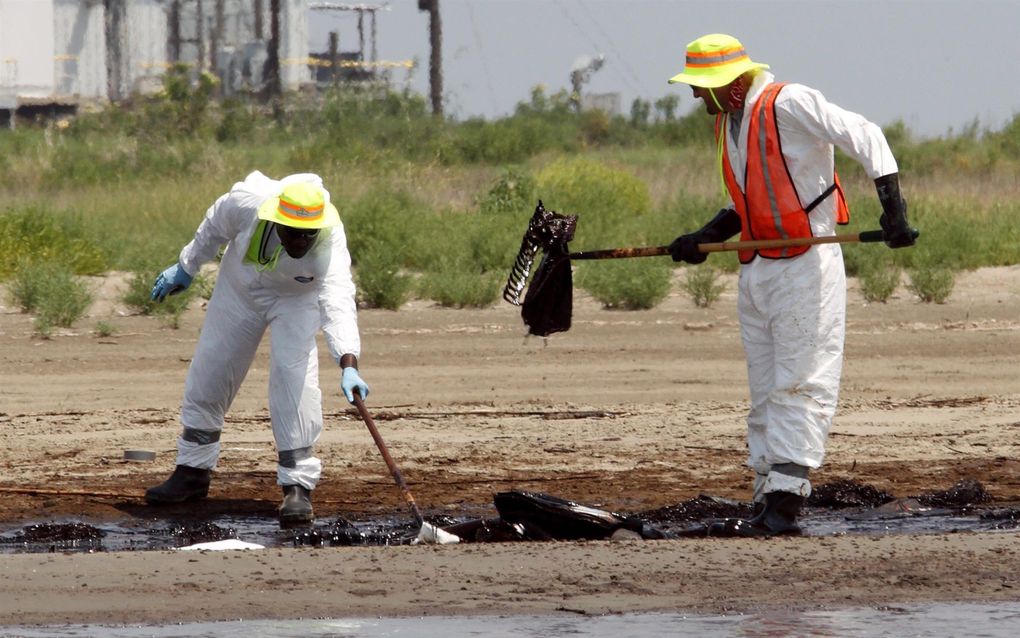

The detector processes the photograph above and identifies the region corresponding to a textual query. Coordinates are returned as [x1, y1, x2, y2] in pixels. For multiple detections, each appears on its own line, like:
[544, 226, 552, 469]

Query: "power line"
[465, 1, 499, 114]
[574, 0, 644, 92]
[551, 0, 642, 95]
[551, 0, 600, 54]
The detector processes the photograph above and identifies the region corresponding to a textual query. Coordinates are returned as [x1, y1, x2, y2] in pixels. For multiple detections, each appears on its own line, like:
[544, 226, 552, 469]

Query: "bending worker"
[145, 171, 369, 527]
[666, 34, 914, 536]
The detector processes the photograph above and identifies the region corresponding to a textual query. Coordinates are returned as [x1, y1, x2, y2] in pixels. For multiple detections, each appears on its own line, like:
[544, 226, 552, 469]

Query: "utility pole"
[212, 0, 225, 76]
[104, 0, 125, 101]
[329, 31, 340, 87]
[169, 0, 182, 62]
[263, 0, 282, 101]
[418, 0, 442, 117]
[254, 0, 264, 40]
[357, 9, 365, 61]
[195, 0, 205, 72]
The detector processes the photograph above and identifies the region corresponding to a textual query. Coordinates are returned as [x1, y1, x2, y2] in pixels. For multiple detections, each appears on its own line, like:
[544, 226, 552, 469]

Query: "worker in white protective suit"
[144, 171, 369, 527]
[666, 34, 915, 537]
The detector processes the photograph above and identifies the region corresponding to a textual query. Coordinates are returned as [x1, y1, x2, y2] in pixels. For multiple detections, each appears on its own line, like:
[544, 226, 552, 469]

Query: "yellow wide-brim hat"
[667, 33, 769, 89]
[257, 181, 341, 230]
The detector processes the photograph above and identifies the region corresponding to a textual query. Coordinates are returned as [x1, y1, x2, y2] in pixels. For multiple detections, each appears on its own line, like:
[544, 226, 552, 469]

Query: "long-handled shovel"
[504, 201, 918, 337]
[352, 391, 460, 544]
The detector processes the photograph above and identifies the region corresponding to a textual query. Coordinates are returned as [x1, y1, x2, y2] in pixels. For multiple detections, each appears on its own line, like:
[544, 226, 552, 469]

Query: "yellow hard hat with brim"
[668, 33, 769, 89]
[257, 182, 340, 230]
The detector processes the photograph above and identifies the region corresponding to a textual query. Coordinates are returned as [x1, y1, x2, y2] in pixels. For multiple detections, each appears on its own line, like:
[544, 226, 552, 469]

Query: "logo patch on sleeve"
[294, 276, 315, 284]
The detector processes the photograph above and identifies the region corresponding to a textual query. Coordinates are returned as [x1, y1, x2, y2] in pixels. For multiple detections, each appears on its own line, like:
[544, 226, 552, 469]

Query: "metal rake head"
[502, 200, 577, 306]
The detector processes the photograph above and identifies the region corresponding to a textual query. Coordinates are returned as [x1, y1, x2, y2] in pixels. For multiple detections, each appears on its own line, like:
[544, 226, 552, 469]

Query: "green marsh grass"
[0, 208, 109, 278]
[2, 83, 1018, 315]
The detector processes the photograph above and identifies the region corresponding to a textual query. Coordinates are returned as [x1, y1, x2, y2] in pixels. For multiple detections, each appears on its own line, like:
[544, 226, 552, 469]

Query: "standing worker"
[666, 34, 914, 536]
[145, 171, 369, 527]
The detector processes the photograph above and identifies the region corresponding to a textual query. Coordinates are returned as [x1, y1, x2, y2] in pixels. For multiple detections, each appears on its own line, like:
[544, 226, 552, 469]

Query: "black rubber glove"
[669, 208, 742, 264]
[875, 173, 915, 249]
[669, 234, 706, 263]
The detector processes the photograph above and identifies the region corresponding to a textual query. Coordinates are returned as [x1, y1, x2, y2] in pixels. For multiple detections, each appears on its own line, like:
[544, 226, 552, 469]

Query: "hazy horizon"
[309, 0, 1018, 139]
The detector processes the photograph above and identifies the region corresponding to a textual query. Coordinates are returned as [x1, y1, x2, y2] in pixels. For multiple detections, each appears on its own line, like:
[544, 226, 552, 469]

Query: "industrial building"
[0, 0, 313, 127]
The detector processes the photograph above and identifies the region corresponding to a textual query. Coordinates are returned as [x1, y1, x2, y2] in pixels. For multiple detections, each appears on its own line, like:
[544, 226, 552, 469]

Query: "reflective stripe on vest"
[715, 82, 850, 264]
[243, 219, 283, 272]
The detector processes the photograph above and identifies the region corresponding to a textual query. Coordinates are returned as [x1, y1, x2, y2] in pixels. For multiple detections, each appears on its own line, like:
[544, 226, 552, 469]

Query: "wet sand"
[2, 533, 1019, 626]
[1, 266, 1019, 625]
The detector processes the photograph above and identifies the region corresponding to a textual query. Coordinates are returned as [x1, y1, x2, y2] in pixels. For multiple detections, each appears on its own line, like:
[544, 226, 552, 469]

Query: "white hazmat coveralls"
[723, 72, 898, 500]
[173, 171, 361, 490]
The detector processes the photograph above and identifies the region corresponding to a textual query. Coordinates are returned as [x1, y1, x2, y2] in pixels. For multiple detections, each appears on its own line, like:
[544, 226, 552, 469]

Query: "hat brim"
[668, 61, 769, 88]
[257, 196, 341, 230]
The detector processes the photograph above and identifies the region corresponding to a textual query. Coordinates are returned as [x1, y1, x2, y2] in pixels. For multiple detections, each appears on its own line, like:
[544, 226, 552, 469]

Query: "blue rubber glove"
[150, 262, 193, 302]
[341, 367, 370, 404]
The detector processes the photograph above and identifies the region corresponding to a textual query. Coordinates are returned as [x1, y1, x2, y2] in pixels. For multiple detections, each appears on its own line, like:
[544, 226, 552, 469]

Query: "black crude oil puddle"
[0, 515, 422, 554]
[1, 479, 1017, 554]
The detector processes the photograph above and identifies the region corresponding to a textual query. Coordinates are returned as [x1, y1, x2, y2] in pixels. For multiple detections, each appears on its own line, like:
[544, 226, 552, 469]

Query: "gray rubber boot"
[145, 465, 211, 504]
[279, 485, 314, 527]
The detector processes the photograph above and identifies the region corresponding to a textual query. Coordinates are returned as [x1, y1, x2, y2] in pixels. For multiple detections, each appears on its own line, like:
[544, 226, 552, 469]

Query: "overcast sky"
[308, 0, 1019, 138]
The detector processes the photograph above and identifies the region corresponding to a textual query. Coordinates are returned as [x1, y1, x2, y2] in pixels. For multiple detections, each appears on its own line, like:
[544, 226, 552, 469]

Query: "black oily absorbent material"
[521, 251, 573, 337]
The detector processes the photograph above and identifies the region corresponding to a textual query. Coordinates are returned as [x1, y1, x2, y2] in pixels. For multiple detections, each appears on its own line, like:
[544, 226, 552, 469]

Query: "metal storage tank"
[279, 0, 309, 90]
[53, 0, 106, 101]
[1, 0, 311, 125]
[121, 0, 171, 97]
[4, 0, 169, 105]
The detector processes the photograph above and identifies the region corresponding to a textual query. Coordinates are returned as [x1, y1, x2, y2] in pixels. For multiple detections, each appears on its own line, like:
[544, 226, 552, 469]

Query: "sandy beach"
[1, 266, 1018, 625]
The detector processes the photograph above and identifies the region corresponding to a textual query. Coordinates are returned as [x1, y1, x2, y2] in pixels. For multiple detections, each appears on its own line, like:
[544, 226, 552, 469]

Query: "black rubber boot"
[145, 465, 211, 505]
[750, 500, 766, 518]
[279, 485, 314, 527]
[707, 491, 804, 538]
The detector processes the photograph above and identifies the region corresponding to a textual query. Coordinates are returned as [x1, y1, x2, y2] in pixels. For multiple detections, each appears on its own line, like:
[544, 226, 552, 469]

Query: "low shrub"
[856, 249, 905, 304]
[477, 167, 537, 215]
[536, 157, 652, 246]
[575, 259, 672, 310]
[94, 321, 117, 337]
[681, 265, 726, 308]
[858, 259, 901, 303]
[7, 261, 93, 335]
[354, 245, 414, 310]
[342, 188, 423, 271]
[419, 268, 502, 308]
[122, 266, 202, 328]
[907, 265, 955, 304]
[903, 244, 957, 304]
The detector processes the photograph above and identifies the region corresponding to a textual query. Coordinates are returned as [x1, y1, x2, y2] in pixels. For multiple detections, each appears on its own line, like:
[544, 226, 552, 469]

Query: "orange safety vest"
[716, 82, 850, 264]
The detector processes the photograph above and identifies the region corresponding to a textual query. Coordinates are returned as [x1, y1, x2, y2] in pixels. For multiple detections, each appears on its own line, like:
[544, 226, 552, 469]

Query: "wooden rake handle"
[567, 229, 916, 260]
[352, 391, 426, 526]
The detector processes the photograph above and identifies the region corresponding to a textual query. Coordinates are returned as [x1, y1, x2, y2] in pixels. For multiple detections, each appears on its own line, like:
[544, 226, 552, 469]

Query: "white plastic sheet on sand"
[176, 539, 265, 551]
